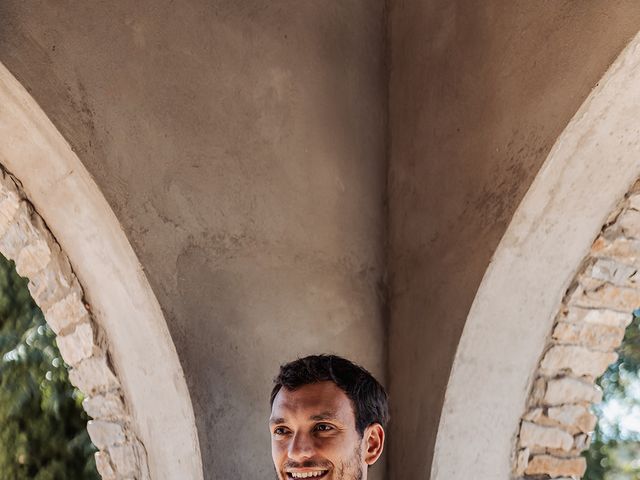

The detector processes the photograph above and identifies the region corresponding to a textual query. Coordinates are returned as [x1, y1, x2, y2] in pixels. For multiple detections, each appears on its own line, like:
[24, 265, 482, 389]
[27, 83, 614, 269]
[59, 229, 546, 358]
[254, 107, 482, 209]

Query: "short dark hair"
[270, 354, 389, 436]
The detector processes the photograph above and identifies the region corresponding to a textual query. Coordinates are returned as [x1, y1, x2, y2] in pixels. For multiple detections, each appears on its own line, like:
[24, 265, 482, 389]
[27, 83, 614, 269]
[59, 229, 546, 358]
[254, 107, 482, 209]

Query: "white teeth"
[289, 471, 326, 478]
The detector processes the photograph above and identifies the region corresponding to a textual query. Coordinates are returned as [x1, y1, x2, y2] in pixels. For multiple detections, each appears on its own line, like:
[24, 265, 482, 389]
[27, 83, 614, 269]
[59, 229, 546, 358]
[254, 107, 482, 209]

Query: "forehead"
[271, 381, 355, 423]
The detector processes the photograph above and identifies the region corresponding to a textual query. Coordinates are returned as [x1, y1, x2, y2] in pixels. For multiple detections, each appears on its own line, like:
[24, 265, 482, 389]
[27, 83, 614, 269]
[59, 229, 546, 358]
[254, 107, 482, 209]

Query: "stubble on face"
[334, 443, 363, 480]
[275, 443, 363, 480]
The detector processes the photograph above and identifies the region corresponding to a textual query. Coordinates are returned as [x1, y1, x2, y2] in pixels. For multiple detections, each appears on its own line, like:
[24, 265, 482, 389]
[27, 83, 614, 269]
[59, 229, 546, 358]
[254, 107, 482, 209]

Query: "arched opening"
[0, 62, 203, 478]
[0, 251, 99, 478]
[584, 310, 640, 479]
[432, 31, 640, 480]
[513, 184, 640, 478]
[0, 167, 147, 478]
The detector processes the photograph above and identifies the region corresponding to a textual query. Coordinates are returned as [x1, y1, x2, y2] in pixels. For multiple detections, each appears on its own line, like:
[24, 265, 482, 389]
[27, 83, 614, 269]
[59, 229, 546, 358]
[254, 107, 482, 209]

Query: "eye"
[314, 423, 334, 432]
[273, 426, 290, 436]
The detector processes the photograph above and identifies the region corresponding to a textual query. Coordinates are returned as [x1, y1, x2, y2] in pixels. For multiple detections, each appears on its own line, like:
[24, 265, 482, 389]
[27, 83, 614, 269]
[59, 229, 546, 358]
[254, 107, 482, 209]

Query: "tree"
[584, 311, 640, 480]
[0, 254, 99, 479]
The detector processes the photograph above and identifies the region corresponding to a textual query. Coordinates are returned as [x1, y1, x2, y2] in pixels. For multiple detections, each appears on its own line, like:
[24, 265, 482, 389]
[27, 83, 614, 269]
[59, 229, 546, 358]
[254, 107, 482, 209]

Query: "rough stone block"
[519, 421, 573, 451]
[574, 432, 592, 451]
[628, 193, 640, 211]
[588, 257, 639, 286]
[524, 455, 586, 477]
[109, 443, 138, 476]
[56, 322, 96, 366]
[83, 392, 126, 419]
[592, 236, 640, 265]
[94, 451, 116, 480]
[27, 255, 80, 312]
[44, 291, 90, 335]
[561, 306, 632, 328]
[69, 355, 120, 395]
[515, 448, 529, 476]
[87, 420, 126, 449]
[522, 408, 543, 422]
[570, 278, 640, 312]
[0, 203, 39, 260]
[15, 239, 52, 278]
[547, 404, 597, 433]
[522, 407, 567, 429]
[544, 377, 602, 405]
[547, 446, 584, 457]
[619, 209, 640, 238]
[552, 321, 625, 351]
[540, 345, 617, 377]
[0, 189, 21, 236]
[529, 377, 547, 406]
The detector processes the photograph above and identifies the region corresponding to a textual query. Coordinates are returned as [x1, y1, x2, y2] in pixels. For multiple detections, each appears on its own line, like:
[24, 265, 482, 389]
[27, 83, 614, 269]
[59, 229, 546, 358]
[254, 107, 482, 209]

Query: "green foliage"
[584, 312, 640, 480]
[0, 254, 99, 479]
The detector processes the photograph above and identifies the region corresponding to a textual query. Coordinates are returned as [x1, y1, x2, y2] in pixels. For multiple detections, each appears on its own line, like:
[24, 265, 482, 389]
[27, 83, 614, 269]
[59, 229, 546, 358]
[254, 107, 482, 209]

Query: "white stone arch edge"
[511, 183, 640, 478]
[431, 32, 640, 480]
[0, 62, 204, 479]
[0, 169, 148, 478]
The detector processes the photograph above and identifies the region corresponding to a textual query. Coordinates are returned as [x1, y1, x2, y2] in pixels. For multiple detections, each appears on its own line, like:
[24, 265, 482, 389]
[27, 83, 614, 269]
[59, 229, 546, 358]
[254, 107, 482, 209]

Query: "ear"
[362, 423, 385, 466]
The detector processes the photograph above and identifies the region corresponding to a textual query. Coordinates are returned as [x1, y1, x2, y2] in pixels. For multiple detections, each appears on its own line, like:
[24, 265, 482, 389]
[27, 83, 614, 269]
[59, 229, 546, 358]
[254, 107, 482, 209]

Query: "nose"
[288, 431, 315, 462]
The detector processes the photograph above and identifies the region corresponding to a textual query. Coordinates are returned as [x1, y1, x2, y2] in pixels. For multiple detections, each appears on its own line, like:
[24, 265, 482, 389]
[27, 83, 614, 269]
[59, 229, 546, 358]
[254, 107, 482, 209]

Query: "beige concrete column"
[0, 2, 388, 478]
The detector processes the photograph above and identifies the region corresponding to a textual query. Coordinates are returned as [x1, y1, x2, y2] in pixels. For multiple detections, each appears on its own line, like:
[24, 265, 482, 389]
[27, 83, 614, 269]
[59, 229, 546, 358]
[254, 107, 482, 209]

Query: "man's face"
[269, 381, 371, 480]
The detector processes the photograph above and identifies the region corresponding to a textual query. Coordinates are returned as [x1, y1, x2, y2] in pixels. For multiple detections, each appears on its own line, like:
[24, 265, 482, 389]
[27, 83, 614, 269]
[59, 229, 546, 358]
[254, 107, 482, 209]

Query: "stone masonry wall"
[514, 181, 640, 479]
[0, 168, 149, 480]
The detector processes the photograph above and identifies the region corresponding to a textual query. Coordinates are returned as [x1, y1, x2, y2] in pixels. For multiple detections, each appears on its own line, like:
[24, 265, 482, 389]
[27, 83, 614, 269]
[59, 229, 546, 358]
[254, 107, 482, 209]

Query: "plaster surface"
[0, 61, 202, 479]
[433, 32, 640, 479]
[387, 2, 640, 478]
[0, 2, 388, 478]
[6, 2, 640, 479]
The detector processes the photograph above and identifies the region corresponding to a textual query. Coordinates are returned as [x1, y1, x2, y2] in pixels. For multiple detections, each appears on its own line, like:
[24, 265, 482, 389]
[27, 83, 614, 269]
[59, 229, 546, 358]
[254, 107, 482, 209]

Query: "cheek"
[271, 440, 287, 463]
[338, 434, 364, 462]
[318, 434, 356, 457]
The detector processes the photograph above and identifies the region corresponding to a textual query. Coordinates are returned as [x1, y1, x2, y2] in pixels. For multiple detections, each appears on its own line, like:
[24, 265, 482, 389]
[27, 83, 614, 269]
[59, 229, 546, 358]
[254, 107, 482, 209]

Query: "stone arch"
[0, 63, 203, 479]
[0, 168, 148, 478]
[513, 184, 640, 477]
[431, 32, 640, 480]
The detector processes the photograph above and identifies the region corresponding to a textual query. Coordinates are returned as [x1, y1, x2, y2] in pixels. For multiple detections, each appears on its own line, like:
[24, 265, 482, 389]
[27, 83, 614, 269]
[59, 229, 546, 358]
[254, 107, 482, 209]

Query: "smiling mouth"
[286, 470, 329, 479]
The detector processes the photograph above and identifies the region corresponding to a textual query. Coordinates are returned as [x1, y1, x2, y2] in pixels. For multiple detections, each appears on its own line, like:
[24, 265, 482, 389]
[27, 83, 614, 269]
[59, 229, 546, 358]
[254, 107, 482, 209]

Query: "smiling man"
[269, 355, 388, 480]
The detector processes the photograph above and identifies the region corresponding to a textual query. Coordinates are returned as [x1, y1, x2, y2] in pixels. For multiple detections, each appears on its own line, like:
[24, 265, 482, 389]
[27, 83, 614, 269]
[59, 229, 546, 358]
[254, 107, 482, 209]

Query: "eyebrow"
[269, 411, 338, 425]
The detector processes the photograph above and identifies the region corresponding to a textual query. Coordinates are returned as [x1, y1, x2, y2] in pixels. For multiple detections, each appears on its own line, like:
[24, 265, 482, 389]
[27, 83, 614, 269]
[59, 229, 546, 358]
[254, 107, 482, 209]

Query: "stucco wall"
[0, 2, 388, 478]
[6, 2, 640, 479]
[387, 1, 640, 478]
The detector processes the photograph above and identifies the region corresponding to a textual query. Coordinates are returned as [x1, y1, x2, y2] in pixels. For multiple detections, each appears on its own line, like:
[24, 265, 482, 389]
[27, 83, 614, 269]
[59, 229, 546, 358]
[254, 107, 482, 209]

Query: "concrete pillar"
[0, 2, 388, 478]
